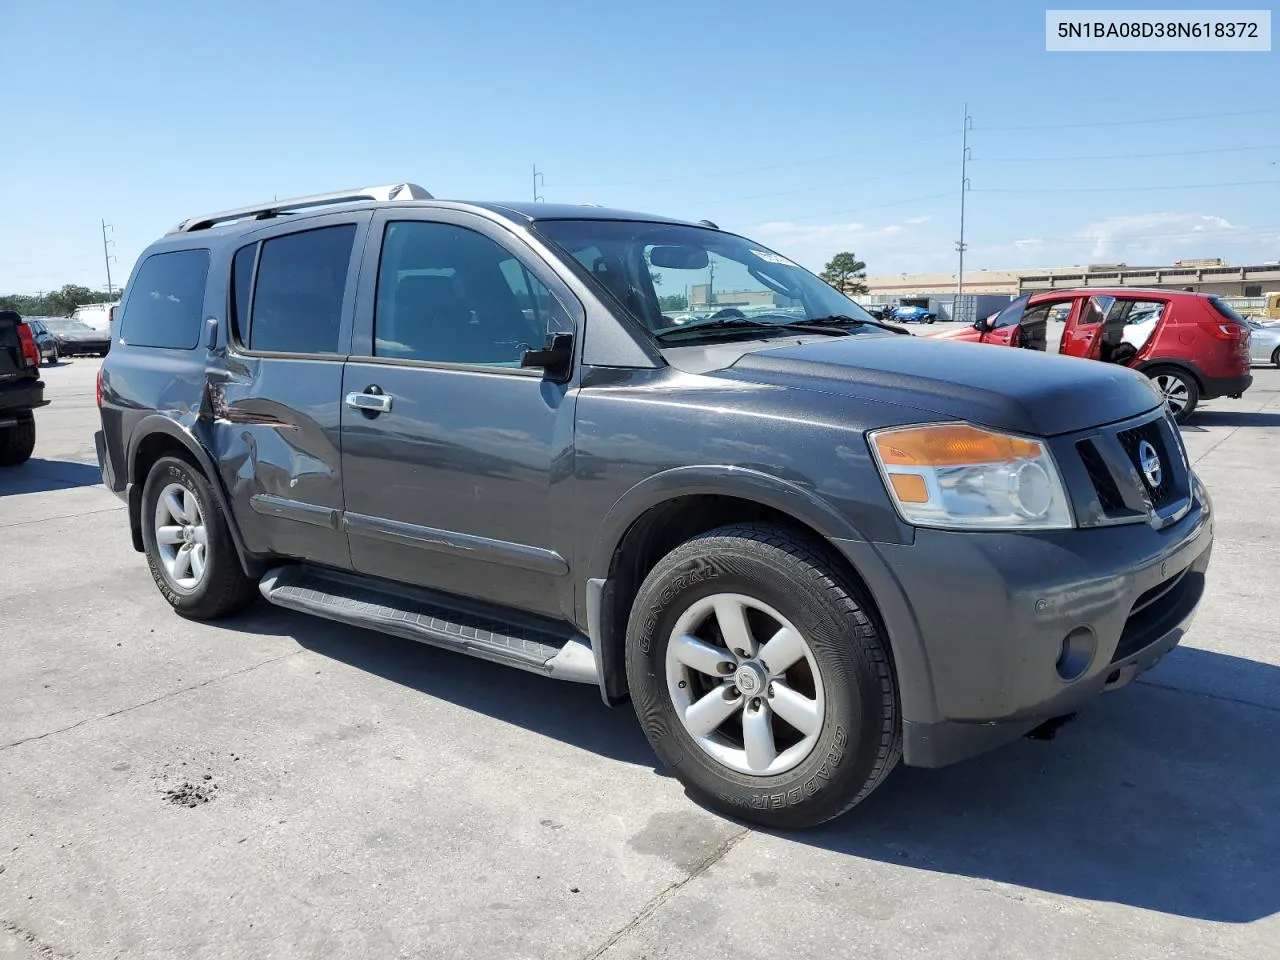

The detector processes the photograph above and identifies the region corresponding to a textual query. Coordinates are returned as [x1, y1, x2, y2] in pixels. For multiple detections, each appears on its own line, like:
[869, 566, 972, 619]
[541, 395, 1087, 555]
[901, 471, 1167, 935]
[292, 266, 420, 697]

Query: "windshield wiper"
[653, 317, 850, 341]
[794, 314, 911, 335]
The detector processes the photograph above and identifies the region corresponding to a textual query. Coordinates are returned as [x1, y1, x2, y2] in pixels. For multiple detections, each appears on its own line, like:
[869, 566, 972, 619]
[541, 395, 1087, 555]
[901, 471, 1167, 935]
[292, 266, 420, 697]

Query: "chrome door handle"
[345, 391, 392, 413]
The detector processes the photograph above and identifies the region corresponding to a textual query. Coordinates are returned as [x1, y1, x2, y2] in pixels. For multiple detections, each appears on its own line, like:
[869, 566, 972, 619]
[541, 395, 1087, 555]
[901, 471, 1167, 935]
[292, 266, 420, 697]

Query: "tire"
[626, 522, 900, 829]
[140, 456, 257, 619]
[0, 412, 35, 466]
[1271, 347, 1279, 369]
[1147, 366, 1199, 422]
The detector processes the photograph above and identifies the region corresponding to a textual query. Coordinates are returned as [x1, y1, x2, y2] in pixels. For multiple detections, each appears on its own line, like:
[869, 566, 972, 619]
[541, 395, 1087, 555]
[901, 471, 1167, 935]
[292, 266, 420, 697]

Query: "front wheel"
[1272, 347, 1279, 369]
[0, 412, 35, 466]
[626, 523, 900, 829]
[1147, 367, 1199, 422]
[140, 456, 258, 619]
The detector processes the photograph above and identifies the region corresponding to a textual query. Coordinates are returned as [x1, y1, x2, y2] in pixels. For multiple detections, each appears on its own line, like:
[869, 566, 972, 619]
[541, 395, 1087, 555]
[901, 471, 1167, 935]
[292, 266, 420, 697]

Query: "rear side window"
[1208, 296, 1246, 324]
[119, 249, 210, 349]
[246, 225, 356, 354]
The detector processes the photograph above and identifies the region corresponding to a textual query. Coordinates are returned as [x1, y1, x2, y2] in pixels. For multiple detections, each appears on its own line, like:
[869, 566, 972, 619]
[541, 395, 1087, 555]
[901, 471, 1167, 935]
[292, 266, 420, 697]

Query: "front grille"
[1117, 420, 1174, 505]
[1076, 439, 1125, 513]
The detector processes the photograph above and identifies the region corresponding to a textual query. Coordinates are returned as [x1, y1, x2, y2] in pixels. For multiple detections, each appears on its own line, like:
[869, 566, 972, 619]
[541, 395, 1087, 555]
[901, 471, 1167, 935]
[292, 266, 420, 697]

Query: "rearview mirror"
[520, 332, 574, 382]
[648, 246, 709, 270]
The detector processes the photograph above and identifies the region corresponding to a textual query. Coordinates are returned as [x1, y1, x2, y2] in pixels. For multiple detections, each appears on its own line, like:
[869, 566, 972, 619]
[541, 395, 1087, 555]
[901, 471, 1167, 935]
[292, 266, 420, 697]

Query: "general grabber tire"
[626, 522, 901, 829]
[140, 456, 257, 620]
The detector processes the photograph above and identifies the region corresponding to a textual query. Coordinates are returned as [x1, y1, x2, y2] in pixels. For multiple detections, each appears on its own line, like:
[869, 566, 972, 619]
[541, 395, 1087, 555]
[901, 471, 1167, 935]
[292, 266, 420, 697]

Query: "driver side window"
[374, 221, 566, 366]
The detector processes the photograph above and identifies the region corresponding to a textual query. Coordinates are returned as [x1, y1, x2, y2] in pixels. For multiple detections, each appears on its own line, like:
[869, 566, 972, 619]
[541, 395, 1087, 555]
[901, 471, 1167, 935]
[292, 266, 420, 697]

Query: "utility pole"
[532, 164, 545, 202]
[955, 105, 972, 311]
[101, 220, 117, 297]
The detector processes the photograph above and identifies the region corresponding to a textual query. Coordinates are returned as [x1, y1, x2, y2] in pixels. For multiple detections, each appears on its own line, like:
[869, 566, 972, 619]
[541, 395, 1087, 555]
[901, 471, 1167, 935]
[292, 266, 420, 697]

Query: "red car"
[932, 288, 1252, 421]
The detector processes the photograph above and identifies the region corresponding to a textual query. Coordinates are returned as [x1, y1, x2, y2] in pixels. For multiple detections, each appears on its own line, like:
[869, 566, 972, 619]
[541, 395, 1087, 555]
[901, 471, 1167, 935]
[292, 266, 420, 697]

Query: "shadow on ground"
[793, 646, 1280, 924]
[216, 603, 656, 768]
[0, 459, 102, 495]
[218, 604, 1279, 924]
[1185, 409, 1280, 428]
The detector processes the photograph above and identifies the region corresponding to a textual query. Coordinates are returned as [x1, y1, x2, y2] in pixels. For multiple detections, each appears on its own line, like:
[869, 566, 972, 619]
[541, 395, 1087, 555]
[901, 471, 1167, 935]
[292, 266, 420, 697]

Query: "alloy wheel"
[1154, 373, 1190, 414]
[153, 482, 209, 591]
[665, 593, 825, 776]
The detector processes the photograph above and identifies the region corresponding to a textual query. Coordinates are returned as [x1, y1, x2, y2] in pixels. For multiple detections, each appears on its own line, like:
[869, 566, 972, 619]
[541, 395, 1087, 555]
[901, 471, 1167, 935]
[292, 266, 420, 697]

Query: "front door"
[339, 211, 581, 621]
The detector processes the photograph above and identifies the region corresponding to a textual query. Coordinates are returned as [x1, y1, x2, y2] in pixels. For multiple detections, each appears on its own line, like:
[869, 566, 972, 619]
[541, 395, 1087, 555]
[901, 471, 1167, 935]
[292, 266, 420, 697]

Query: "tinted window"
[249, 225, 355, 354]
[1209, 296, 1246, 323]
[374, 221, 559, 366]
[120, 249, 210, 349]
[231, 243, 256, 344]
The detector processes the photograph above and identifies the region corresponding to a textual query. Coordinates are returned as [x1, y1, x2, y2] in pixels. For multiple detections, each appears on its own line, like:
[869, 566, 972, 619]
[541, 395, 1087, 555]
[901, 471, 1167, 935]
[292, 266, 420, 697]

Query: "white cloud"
[1013, 238, 1043, 248]
[904, 215, 932, 225]
[1077, 212, 1236, 260]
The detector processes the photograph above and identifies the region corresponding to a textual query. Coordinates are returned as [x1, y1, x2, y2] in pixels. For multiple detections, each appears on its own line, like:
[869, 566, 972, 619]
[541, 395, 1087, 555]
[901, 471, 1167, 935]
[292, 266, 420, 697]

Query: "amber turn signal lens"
[888, 473, 929, 503]
[874, 424, 1042, 466]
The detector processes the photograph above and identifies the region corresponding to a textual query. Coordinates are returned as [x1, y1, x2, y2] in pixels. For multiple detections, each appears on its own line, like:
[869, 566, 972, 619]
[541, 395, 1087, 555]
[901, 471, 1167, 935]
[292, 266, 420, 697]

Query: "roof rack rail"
[168, 182, 433, 234]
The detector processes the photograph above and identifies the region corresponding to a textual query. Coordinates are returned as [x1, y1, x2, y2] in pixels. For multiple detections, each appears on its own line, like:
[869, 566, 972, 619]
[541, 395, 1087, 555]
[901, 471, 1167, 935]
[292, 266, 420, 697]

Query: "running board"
[258, 565, 598, 684]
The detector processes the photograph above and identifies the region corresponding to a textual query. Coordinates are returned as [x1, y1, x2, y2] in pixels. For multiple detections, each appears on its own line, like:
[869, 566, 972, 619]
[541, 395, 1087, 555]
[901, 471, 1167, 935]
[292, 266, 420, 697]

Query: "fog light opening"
[1056, 626, 1097, 681]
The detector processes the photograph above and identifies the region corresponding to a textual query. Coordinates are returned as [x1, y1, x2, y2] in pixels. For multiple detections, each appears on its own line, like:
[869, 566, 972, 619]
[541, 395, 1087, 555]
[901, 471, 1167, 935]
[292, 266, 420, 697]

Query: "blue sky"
[1, 0, 1277, 293]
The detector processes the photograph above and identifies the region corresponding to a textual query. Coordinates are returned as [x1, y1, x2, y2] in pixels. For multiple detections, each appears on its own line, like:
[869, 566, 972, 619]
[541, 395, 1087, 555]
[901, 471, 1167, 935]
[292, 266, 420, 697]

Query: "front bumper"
[834, 483, 1213, 768]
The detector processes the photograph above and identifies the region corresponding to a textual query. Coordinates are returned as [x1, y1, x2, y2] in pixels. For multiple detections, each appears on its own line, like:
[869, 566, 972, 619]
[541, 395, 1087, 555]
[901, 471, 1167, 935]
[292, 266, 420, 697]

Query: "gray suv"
[95, 183, 1212, 828]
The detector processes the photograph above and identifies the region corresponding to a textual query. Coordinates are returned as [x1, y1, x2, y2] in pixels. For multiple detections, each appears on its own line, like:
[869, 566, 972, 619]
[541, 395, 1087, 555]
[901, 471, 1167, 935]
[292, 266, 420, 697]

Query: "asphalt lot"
[2, 348, 1279, 960]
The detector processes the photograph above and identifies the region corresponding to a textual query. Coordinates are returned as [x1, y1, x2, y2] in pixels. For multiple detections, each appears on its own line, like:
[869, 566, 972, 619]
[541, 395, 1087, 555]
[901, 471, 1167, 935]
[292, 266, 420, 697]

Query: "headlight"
[869, 423, 1073, 530]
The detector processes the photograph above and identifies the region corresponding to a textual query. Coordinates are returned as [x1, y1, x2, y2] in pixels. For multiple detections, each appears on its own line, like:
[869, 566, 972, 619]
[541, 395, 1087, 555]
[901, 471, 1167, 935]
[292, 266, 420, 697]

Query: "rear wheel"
[1271, 347, 1279, 369]
[626, 523, 900, 829]
[0, 412, 35, 466]
[140, 456, 257, 619]
[1148, 367, 1199, 422]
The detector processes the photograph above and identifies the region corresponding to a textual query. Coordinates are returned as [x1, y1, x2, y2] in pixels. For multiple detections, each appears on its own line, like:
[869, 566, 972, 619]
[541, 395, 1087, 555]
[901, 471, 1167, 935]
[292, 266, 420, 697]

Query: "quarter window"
[119, 249, 210, 349]
[247, 225, 356, 354]
[374, 221, 563, 366]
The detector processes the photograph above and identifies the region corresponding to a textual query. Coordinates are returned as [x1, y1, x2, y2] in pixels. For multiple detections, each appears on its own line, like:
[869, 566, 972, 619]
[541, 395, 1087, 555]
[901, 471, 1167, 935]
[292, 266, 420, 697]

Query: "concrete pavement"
[2, 354, 1278, 960]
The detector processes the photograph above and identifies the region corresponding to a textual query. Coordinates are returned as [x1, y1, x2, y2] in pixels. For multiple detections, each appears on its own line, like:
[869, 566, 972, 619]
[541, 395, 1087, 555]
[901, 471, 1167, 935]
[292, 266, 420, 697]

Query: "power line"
[973, 178, 1280, 194]
[554, 131, 954, 191]
[975, 143, 1280, 163]
[695, 162, 954, 207]
[978, 225, 1280, 246]
[756, 190, 956, 224]
[977, 108, 1280, 132]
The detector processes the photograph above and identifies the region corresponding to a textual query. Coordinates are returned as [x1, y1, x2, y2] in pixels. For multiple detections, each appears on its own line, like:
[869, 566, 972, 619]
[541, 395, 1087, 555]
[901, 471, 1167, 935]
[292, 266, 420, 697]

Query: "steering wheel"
[709, 308, 746, 320]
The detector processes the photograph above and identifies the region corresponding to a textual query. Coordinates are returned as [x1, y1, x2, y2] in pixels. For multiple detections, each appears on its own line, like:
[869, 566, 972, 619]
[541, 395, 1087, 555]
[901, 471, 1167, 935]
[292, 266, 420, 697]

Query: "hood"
[719, 335, 1162, 437]
[57, 329, 108, 341]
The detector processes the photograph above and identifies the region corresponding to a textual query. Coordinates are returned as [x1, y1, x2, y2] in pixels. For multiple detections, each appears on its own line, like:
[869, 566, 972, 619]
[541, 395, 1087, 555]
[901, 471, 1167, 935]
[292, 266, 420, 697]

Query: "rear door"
[208, 212, 371, 570]
[1060, 295, 1113, 358]
[339, 208, 581, 620]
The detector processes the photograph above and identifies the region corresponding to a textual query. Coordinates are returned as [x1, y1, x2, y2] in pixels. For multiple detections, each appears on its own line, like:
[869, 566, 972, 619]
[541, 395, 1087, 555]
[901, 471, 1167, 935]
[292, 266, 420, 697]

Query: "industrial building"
[860, 258, 1280, 320]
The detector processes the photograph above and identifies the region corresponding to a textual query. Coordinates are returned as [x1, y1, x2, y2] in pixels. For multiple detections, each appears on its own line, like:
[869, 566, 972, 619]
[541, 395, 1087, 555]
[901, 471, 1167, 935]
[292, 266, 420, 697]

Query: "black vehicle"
[96, 184, 1212, 828]
[44, 318, 111, 357]
[22, 317, 59, 364]
[0, 310, 48, 465]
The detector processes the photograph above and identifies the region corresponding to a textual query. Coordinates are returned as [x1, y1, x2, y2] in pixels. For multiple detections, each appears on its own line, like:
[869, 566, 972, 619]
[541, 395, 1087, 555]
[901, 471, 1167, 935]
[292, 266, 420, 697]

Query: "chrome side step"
[259, 565, 597, 684]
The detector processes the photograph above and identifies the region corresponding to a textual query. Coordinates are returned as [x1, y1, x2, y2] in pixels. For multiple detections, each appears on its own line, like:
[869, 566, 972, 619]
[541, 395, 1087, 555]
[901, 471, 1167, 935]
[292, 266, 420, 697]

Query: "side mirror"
[520, 332, 574, 381]
[973, 318, 991, 332]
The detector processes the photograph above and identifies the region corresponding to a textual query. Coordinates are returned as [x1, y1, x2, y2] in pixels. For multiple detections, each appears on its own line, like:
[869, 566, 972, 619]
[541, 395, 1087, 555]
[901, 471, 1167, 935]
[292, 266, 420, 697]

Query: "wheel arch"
[1135, 358, 1205, 392]
[585, 467, 906, 708]
[126, 417, 258, 575]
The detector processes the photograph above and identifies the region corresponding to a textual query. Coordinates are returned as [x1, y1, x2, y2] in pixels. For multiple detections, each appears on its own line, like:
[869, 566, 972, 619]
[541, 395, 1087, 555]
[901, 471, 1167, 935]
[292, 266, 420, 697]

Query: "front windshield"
[533, 219, 879, 339]
[46, 319, 92, 333]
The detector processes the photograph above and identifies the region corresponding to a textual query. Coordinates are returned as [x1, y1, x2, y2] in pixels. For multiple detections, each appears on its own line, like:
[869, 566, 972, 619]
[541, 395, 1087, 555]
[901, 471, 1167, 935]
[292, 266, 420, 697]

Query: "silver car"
[1247, 319, 1280, 367]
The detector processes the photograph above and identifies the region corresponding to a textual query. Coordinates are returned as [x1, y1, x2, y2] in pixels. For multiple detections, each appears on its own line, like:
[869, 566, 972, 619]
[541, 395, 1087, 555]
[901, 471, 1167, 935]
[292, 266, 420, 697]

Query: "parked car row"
[929, 288, 1253, 421]
[0, 315, 112, 365]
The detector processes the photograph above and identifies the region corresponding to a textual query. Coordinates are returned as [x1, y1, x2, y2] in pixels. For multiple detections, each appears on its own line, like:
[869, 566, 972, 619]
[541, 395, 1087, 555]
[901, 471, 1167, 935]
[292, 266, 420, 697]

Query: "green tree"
[658, 293, 688, 311]
[819, 253, 868, 295]
[0, 284, 118, 318]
